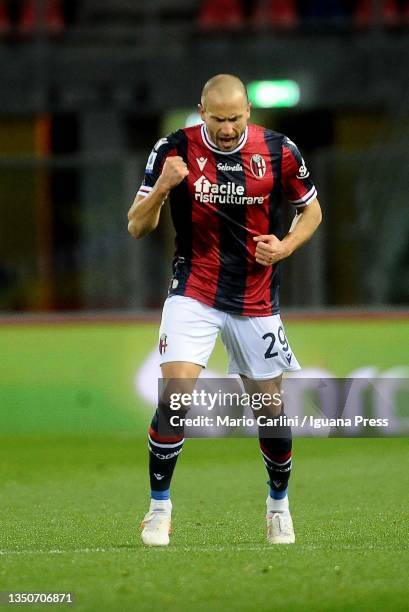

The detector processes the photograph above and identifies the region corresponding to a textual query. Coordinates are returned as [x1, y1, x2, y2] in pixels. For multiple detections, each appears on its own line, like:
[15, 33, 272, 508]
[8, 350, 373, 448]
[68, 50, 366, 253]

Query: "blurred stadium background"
[0, 0, 409, 313]
[0, 3, 408, 610]
[0, 0, 408, 434]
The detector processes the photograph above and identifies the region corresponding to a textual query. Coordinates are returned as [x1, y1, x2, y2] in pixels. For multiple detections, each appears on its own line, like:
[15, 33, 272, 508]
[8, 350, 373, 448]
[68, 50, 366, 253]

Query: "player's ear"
[198, 103, 206, 121]
[247, 102, 252, 118]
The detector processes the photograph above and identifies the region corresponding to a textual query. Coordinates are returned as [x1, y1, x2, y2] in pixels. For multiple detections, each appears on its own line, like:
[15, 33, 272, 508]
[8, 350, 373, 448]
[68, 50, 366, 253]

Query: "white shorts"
[158, 295, 301, 380]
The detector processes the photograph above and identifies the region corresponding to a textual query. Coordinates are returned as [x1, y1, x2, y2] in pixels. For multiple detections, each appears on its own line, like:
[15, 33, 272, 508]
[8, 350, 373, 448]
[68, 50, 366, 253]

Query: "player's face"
[199, 95, 250, 152]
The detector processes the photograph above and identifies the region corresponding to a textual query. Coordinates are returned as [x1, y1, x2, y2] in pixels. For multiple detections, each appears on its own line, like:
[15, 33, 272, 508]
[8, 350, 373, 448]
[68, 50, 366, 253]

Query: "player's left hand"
[253, 234, 290, 266]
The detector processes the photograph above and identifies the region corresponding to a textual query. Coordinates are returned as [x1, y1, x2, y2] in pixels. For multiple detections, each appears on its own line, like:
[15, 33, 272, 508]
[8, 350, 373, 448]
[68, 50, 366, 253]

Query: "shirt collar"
[201, 124, 248, 155]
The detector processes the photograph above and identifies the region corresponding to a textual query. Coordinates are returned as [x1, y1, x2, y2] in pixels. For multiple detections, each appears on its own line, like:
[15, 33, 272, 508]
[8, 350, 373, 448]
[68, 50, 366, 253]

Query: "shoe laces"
[269, 511, 292, 535]
[142, 508, 170, 527]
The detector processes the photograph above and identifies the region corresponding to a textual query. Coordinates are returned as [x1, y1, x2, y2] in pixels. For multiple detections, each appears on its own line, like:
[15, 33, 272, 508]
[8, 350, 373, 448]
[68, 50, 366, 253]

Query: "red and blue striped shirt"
[137, 123, 317, 316]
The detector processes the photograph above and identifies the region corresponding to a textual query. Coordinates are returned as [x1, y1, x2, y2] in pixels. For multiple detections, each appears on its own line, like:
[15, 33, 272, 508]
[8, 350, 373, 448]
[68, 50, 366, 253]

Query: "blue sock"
[269, 486, 288, 500]
[151, 489, 170, 501]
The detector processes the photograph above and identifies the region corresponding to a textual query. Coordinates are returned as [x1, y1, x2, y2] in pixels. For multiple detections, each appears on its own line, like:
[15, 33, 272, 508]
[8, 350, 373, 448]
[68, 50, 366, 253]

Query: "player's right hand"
[157, 156, 189, 191]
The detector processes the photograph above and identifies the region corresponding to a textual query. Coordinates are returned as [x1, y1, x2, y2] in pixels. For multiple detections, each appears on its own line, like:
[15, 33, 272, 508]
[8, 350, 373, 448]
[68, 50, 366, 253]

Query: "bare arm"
[127, 185, 169, 239]
[127, 156, 189, 239]
[253, 198, 322, 266]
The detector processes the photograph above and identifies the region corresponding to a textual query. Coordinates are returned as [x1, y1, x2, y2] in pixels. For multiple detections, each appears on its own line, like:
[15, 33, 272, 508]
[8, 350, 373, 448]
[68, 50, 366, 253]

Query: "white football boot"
[140, 499, 172, 546]
[266, 495, 295, 544]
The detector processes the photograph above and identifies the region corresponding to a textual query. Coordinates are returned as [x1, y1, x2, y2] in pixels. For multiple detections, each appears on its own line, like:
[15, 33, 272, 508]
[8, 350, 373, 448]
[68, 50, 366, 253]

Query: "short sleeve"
[137, 136, 175, 198]
[281, 136, 317, 208]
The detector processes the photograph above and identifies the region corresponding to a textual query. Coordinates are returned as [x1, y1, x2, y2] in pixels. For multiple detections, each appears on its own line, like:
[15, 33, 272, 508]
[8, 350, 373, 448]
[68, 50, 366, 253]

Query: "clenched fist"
[157, 156, 189, 192]
[253, 234, 291, 266]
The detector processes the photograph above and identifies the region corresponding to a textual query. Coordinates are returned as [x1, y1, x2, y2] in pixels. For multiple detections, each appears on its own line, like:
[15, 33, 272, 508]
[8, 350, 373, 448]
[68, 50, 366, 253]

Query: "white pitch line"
[1, 544, 400, 556]
[0, 545, 269, 556]
[0, 548, 132, 556]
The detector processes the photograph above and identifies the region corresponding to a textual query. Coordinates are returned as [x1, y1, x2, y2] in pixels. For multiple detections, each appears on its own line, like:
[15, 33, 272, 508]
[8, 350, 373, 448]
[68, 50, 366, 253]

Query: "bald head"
[199, 74, 250, 152]
[201, 74, 248, 109]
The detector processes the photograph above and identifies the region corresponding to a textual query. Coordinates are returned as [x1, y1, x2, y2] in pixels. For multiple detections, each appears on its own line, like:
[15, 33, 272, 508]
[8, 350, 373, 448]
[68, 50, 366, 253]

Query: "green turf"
[1, 320, 408, 434]
[0, 436, 408, 611]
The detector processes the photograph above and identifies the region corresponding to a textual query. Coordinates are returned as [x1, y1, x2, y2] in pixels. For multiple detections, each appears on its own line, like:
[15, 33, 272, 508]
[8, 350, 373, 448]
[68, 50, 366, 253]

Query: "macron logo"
[196, 157, 208, 171]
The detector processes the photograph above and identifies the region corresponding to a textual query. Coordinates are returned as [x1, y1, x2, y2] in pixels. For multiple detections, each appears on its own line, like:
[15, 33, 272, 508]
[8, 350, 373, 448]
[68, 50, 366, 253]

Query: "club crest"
[159, 333, 168, 355]
[250, 154, 267, 179]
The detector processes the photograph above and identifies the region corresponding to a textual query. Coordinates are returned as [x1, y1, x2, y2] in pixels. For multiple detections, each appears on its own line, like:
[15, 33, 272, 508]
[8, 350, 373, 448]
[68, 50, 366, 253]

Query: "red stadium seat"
[198, 0, 244, 30]
[382, 0, 399, 26]
[354, 0, 374, 27]
[0, 0, 10, 35]
[19, 0, 65, 35]
[253, 0, 298, 30]
[354, 0, 400, 28]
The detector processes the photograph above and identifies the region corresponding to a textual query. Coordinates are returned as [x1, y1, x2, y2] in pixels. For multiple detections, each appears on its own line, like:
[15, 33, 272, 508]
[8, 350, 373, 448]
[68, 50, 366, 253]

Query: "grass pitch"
[0, 435, 408, 611]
